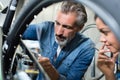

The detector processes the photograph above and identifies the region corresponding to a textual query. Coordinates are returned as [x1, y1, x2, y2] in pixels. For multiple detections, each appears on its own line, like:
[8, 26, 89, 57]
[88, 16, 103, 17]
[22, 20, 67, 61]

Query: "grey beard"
[55, 36, 74, 46]
[55, 37, 68, 46]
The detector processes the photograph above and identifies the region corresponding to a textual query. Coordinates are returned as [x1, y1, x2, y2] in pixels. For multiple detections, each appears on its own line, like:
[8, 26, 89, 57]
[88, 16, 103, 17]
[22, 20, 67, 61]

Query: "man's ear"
[77, 25, 84, 32]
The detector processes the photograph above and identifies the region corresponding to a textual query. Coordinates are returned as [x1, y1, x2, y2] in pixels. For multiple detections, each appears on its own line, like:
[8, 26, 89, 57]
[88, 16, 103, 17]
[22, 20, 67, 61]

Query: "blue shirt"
[23, 21, 95, 80]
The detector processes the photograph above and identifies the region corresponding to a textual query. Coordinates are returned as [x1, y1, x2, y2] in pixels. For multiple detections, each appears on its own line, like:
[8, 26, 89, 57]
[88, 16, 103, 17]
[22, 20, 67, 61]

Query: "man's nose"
[56, 25, 64, 35]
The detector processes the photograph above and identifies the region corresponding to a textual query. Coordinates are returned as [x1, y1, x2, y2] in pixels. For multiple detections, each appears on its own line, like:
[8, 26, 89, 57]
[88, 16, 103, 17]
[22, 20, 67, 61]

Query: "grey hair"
[61, 1, 87, 27]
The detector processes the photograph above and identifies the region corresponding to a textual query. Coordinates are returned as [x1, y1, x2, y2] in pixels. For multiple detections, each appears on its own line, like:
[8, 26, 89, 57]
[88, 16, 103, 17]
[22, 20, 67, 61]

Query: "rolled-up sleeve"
[22, 24, 38, 40]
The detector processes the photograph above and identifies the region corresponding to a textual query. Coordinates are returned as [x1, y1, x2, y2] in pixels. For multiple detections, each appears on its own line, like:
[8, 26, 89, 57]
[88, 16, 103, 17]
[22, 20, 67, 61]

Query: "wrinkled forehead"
[55, 11, 77, 24]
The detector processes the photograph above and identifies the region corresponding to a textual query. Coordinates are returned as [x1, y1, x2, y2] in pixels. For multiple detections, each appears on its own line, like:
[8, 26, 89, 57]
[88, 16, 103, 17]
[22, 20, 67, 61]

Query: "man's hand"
[38, 56, 59, 80]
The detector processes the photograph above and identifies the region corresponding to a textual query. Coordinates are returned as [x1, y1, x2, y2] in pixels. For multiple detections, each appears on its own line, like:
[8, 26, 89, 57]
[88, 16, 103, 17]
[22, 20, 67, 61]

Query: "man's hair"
[61, 1, 87, 27]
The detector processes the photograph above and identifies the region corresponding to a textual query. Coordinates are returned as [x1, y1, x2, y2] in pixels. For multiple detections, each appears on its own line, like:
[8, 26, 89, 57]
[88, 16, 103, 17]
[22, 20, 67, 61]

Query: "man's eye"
[63, 25, 73, 29]
[55, 21, 60, 25]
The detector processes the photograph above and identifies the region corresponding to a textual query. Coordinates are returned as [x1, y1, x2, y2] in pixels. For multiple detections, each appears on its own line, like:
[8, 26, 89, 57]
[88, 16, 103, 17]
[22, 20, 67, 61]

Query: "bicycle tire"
[2, 0, 65, 79]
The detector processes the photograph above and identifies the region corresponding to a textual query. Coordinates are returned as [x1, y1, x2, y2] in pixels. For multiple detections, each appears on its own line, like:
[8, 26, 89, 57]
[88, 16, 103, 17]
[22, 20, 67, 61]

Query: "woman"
[95, 16, 120, 80]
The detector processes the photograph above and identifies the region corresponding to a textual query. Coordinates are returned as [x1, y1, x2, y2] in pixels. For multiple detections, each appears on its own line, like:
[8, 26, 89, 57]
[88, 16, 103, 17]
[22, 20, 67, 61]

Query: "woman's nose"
[100, 34, 107, 43]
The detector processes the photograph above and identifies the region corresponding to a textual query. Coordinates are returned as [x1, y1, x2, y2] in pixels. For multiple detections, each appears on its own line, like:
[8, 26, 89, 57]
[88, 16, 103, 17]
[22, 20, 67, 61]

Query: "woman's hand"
[97, 45, 119, 80]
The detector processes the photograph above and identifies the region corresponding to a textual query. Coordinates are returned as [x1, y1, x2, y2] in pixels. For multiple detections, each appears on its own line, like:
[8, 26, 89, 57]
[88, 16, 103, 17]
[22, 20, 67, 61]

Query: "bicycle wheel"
[2, 0, 64, 79]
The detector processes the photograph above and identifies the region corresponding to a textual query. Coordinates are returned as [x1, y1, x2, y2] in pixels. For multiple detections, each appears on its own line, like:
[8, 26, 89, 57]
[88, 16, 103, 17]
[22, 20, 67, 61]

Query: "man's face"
[96, 17, 120, 53]
[54, 11, 81, 46]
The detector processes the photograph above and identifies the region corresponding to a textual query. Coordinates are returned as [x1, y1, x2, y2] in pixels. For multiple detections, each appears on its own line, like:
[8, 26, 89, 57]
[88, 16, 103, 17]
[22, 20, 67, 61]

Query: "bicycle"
[0, 0, 120, 80]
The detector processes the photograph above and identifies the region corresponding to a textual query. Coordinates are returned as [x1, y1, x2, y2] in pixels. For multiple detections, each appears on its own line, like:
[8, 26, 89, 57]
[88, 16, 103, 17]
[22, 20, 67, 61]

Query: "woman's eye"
[104, 32, 108, 35]
[103, 31, 110, 35]
[100, 29, 111, 35]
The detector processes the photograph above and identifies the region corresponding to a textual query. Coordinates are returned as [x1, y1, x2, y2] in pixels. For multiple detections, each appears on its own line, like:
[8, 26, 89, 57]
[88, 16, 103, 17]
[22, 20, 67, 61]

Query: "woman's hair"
[94, 14, 106, 25]
[94, 14, 97, 20]
[61, 1, 87, 27]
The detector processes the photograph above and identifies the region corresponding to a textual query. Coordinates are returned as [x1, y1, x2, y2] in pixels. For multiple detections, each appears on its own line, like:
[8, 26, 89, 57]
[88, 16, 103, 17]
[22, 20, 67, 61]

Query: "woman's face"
[96, 17, 120, 53]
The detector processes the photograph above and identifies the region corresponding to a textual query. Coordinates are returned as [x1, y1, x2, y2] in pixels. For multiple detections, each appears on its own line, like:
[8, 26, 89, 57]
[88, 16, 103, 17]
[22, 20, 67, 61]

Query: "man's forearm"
[44, 65, 59, 80]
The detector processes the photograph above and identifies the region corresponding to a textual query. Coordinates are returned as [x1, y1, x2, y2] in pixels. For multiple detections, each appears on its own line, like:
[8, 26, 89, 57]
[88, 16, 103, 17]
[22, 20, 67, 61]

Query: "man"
[23, 1, 95, 80]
